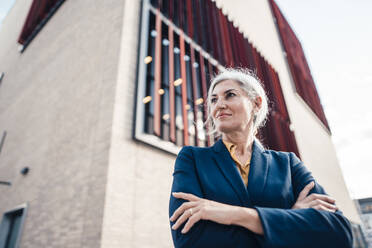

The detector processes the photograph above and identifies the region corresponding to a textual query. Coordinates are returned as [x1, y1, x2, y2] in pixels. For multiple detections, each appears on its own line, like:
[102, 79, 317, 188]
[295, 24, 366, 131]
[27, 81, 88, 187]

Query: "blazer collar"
[247, 140, 270, 203]
[212, 139, 269, 206]
[212, 139, 250, 206]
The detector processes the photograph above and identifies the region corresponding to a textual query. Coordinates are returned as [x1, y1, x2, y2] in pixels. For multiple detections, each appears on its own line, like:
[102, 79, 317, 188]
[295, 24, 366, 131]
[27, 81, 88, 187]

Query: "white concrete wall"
[217, 0, 360, 223]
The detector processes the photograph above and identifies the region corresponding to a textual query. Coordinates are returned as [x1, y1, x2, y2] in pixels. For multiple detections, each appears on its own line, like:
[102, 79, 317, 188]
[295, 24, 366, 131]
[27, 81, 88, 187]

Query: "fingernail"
[172, 225, 176, 230]
[181, 229, 185, 234]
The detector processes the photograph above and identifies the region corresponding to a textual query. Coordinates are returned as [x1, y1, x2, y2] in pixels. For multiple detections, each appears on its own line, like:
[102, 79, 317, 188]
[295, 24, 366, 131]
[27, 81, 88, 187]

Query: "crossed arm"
[170, 181, 338, 235]
[169, 147, 353, 248]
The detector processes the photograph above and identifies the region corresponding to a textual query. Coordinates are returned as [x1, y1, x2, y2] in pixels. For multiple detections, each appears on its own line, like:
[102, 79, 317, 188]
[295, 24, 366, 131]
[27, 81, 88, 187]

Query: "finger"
[313, 204, 336, 213]
[181, 212, 202, 234]
[170, 201, 198, 222]
[172, 208, 194, 230]
[172, 192, 200, 202]
[297, 181, 315, 201]
[305, 193, 336, 205]
[309, 199, 338, 211]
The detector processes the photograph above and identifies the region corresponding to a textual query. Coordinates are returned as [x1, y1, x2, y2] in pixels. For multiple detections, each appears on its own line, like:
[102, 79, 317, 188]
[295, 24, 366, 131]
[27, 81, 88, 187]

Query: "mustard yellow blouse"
[222, 140, 251, 186]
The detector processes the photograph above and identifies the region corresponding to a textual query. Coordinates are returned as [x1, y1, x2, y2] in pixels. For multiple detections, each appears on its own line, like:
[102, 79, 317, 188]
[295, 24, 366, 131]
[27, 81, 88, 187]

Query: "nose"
[215, 98, 227, 109]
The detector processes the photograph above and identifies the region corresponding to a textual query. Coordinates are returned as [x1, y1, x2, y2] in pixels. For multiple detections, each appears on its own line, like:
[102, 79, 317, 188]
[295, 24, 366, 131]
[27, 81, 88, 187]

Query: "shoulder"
[174, 145, 213, 172]
[264, 149, 302, 167]
[265, 149, 299, 161]
[176, 145, 214, 162]
[178, 145, 213, 156]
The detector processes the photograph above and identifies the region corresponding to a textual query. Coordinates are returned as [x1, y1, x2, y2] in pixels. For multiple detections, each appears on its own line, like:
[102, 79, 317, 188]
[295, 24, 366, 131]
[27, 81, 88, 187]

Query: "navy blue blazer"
[169, 139, 353, 248]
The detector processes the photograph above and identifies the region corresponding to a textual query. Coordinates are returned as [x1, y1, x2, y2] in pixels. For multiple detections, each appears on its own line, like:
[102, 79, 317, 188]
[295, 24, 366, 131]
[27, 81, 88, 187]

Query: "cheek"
[236, 104, 254, 122]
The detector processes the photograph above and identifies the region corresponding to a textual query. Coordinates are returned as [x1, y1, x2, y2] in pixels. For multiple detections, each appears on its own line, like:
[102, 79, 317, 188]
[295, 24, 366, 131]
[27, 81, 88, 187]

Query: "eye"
[226, 92, 236, 98]
[211, 97, 217, 104]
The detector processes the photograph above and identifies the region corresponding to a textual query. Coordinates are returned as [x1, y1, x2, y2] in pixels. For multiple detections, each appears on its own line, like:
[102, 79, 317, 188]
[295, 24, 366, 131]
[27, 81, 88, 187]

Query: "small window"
[0, 73, 4, 85]
[350, 222, 369, 248]
[0, 131, 6, 155]
[0, 204, 28, 248]
[18, 0, 65, 51]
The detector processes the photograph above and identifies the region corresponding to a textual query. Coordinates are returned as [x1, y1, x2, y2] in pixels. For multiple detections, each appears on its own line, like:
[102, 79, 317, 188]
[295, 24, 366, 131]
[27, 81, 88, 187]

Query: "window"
[0, 73, 4, 87]
[0, 131, 6, 155]
[269, 0, 330, 132]
[350, 222, 369, 248]
[18, 0, 65, 51]
[135, 0, 299, 156]
[0, 204, 28, 248]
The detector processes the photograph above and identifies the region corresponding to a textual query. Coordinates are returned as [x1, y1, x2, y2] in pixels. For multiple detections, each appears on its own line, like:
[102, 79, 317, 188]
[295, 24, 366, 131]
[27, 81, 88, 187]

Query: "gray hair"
[205, 68, 269, 136]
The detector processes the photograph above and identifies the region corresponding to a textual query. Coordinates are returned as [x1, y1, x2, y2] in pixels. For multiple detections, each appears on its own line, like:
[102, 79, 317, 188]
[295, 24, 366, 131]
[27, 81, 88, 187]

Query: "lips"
[217, 113, 232, 118]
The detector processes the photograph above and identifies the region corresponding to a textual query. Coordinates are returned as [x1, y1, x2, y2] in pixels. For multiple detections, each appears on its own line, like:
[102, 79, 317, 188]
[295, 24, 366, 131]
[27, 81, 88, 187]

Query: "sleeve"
[168, 147, 250, 248]
[254, 152, 353, 248]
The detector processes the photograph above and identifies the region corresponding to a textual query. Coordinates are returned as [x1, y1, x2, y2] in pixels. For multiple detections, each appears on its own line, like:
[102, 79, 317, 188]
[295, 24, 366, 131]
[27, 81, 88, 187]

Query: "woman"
[169, 68, 353, 248]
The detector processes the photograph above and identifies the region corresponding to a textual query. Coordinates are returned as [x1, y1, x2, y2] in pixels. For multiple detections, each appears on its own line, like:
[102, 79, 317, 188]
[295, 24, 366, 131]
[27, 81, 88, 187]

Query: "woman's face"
[210, 80, 256, 134]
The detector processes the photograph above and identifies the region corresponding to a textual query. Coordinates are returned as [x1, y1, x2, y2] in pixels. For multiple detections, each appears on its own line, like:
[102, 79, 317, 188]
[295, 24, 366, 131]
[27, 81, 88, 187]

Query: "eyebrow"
[211, 88, 238, 97]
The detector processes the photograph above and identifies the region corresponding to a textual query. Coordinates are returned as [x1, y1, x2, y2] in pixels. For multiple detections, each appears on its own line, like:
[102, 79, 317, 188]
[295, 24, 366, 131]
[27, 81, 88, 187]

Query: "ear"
[255, 96, 262, 110]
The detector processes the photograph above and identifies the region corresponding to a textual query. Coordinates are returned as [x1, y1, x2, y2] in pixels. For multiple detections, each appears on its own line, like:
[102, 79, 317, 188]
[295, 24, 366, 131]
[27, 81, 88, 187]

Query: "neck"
[222, 129, 255, 155]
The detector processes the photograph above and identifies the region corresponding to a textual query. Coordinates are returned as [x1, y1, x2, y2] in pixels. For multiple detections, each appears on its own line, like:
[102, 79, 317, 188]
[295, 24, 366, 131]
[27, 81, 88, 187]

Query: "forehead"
[212, 79, 242, 95]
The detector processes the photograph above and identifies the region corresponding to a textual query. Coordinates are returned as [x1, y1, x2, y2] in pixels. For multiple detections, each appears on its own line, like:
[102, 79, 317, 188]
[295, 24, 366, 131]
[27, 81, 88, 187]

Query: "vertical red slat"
[195, 0, 203, 50]
[208, 60, 215, 145]
[219, 10, 234, 66]
[190, 47, 200, 146]
[208, 61, 214, 80]
[233, 26, 243, 66]
[186, 0, 193, 38]
[217, 10, 230, 66]
[269, 66, 288, 119]
[245, 41, 255, 70]
[179, 32, 189, 145]
[228, 21, 239, 66]
[274, 115, 288, 150]
[178, 0, 184, 31]
[153, 10, 162, 136]
[240, 36, 250, 68]
[208, 1, 222, 64]
[168, 0, 173, 20]
[252, 47, 264, 80]
[199, 55, 211, 147]
[168, 26, 176, 142]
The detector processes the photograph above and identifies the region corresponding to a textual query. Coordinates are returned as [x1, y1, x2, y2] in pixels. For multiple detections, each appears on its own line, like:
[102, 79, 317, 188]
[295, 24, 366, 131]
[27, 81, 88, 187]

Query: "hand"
[170, 192, 235, 234]
[292, 181, 338, 212]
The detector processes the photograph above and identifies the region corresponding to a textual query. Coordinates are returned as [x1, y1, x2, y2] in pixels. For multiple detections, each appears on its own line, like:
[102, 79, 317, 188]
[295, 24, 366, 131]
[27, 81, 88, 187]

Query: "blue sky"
[1, 0, 371, 199]
[0, 0, 15, 27]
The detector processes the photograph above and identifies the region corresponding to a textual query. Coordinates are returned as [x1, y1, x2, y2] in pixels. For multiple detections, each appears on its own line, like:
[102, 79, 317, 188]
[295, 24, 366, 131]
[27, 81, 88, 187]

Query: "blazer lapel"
[212, 139, 251, 207]
[247, 141, 270, 204]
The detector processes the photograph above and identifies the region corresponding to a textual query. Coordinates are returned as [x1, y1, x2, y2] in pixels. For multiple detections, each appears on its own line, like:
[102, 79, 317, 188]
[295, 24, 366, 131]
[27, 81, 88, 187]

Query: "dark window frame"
[0, 131, 7, 155]
[0, 204, 28, 248]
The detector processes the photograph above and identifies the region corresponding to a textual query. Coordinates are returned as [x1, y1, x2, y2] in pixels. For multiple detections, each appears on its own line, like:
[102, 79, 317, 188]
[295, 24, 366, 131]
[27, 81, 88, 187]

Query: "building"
[357, 197, 372, 247]
[0, 0, 364, 247]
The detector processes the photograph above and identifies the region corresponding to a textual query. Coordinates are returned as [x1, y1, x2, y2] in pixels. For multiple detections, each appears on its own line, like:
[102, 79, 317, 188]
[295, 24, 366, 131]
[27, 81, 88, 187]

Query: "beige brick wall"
[0, 0, 124, 247]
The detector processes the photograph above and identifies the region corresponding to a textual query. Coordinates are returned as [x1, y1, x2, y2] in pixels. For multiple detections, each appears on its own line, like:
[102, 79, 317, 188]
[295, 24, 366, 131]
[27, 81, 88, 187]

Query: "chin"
[217, 124, 237, 134]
